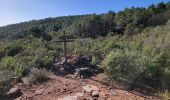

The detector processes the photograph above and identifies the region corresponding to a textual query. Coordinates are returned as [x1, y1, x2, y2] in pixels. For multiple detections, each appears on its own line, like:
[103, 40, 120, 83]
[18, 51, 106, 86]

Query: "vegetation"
[0, 1, 170, 97]
[0, 70, 14, 87]
[0, 2, 170, 41]
[29, 68, 49, 83]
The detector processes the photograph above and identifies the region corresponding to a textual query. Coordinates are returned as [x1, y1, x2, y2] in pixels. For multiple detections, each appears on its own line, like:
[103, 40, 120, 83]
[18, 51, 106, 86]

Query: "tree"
[156, 2, 167, 13]
[166, 2, 170, 10]
[102, 11, 116, 35]
[124, 23, 143, 35]
[147, 4, 156, 14]
[30, 26, 43, 38]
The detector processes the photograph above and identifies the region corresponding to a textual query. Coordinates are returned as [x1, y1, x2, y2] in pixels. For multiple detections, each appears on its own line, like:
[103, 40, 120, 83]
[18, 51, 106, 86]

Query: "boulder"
[6, 87, 22, 98]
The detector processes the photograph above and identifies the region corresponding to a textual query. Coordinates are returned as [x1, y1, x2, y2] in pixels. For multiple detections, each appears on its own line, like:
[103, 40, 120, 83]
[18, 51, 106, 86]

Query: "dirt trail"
[15, 73, 158, 100]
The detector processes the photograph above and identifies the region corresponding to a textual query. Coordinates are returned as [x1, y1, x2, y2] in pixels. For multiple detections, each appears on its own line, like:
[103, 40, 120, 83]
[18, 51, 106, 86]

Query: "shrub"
[102, 50, 146, 83]
[92, 56, 98, 66]
[167, 19, 170, 25]
[0, 70, 14, 87]
[4, 44, 23, 56]
[29, 68, 49, 83]
[102, 50, 125, 78]
[0, 57, 24, 77]
[143, 51, 170, 88]
[34, 50, 55, 69]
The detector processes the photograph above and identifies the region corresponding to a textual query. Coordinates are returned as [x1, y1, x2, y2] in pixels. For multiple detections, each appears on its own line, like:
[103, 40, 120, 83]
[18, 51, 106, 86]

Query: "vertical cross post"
[63, 31, 67, 63]
[54, 31, 75, 65]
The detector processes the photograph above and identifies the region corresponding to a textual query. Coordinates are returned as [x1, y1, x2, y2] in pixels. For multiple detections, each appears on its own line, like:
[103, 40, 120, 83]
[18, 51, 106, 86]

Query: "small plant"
[167, 19, 170, 25]
[0, 70, 14, 87]
[92, 56, 97, 66]
[0, 57, 25, 77]
[29, 68, 49, 83]
[162, 90, 170, 100]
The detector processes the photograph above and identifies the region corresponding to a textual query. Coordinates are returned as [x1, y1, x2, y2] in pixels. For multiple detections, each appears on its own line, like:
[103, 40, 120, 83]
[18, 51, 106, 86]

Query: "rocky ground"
[6, 73, 158, 100]
[3, 54, 161, 100]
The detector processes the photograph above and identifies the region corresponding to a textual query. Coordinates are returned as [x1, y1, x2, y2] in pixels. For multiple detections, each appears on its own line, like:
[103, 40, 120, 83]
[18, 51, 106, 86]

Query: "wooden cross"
[54, 31, 75, 64]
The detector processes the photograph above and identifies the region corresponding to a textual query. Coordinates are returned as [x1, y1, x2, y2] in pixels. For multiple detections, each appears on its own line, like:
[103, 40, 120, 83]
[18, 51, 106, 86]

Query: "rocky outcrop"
[54, 54, 102, 78]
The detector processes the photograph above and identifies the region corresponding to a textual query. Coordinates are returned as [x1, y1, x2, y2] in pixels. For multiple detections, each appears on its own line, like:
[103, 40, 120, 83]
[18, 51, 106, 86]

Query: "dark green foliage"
[30, 26, 52, 41]
[34, 51, 55, 69]
[156, 2, 167, 13]
[0, 2, 170, 41]
[166, 2, 170, 10]
[41, 33, 52, 41]
[101, 26, 170, 90]
[4, 44, 23, 56]
[147, 4, 156, 14]
[30, 26, 43, 38]
[0, 51, 5, 59]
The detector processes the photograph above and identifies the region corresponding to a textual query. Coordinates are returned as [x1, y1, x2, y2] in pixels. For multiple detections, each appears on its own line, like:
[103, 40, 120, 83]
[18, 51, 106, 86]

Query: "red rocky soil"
[14, 72, 159, 100]
[11, 54, 160, 100]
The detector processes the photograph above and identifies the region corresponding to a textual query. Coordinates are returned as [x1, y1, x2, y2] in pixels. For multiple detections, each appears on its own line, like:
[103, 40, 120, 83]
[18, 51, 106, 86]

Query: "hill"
[0, 1, 170, 41]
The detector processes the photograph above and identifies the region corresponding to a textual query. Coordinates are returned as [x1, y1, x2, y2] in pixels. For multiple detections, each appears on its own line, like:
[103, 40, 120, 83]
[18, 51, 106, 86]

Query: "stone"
[104, 93, 109, 98]
[6, 87, 21, 97]
[83, 84, 99, 93]
[107, 86, 112, 90]
[63, 86, 69, 92]
[58, 92, 84, 100]
[92, 90, 99, 97]
[22, 77, 30, 84]
[74, 67, 92, 79]
[57, 89, 61, 92]
[35, 89, 44, 95]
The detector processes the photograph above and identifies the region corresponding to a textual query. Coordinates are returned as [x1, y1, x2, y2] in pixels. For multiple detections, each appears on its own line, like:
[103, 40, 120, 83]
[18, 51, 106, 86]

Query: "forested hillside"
[0, 2, 170, 41]
[0, 1, 170, 99]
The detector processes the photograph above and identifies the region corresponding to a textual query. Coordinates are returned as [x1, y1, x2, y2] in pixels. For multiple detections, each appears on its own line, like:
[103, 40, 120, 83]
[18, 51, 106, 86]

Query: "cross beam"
[54, 31, 75, 64]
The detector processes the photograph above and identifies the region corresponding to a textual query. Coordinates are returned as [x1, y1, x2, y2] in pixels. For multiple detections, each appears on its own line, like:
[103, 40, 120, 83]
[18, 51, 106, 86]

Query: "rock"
[83, 84, 99, 93]
[35, 89, 44, 95]
[107, 98, 112, 100]
[6, 87, 21, 97]
[80, 75, 84, 79]
[104, 93, 109, 98]
[63, 86, 69, 92]
[107, 86, 112, 90]
[92, 90, 99, 97]
[22, 77, 30, 84]
[74, 67, 92, 79]
[57, 89, 61, 92]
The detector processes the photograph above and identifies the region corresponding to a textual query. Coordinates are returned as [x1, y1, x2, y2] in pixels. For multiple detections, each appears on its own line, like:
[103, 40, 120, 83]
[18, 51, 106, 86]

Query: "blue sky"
[0, 0, 169, 26]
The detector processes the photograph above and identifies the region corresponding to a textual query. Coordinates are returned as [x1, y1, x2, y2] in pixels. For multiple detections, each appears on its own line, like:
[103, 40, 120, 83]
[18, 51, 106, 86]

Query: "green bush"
[143, 51, 170, 88]
[34, 50, 55, 69]
[0, 57, 24, 77]
[102, 50, 146, 82]
[4, 44, 23, 56]
[92, 56, 98, 66]
[29, 68, 49, 83]
[0, 51, 5, 59]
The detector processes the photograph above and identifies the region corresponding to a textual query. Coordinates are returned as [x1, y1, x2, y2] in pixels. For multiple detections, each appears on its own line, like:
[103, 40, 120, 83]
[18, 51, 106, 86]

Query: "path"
[15, 73, 158, 100]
